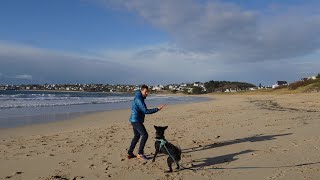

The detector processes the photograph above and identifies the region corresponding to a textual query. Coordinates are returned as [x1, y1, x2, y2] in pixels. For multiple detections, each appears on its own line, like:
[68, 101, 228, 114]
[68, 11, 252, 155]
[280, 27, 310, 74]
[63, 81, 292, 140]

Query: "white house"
[302, 76, 316, 81]
[152, 86, 161, 91]
[272, 81, 288, 89]
[152, 85, 164, 91]
[168, 85, 179, 90]
[202, 87, 207, 92]
[308, 76, 316, 80]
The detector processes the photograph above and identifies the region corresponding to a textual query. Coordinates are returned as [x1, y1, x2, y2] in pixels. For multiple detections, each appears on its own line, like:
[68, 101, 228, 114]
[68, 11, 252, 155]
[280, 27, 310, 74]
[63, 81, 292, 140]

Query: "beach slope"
[1, 93, 320, 179]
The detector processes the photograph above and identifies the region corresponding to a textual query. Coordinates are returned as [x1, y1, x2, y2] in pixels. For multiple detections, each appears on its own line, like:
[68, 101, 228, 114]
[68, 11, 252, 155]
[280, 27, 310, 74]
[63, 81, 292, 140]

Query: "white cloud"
[0, 42, 158, 84]
[4, 0, 320, 86]
[96, 43, 222, 81]
[99, 0, 320, 63]
[1, 41, 319, 85]
[96, 43, 320, 84]
[14, 74, 32, 80]
[0, 41, 102, 60]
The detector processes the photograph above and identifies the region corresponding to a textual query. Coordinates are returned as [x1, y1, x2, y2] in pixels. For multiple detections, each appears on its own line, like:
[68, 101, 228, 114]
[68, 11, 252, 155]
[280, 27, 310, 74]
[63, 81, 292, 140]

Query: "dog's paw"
[165, 170, 173, 173]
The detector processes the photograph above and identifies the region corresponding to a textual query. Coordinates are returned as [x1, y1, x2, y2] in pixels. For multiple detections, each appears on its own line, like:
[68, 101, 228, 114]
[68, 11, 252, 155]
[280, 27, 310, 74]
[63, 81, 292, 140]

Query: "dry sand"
[1, 93, 320, 180]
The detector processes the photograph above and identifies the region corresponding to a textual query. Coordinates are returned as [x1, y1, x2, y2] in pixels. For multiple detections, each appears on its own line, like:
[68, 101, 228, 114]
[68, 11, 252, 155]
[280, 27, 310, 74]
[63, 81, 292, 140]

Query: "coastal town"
[1, 74, 319, 94]
[0, 81, 254, 94]
[0, 81, 281, 94]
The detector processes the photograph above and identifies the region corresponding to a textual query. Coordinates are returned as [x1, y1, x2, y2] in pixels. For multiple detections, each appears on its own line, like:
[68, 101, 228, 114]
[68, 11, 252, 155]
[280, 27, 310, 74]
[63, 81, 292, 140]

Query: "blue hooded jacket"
[129, 90, 159, 123]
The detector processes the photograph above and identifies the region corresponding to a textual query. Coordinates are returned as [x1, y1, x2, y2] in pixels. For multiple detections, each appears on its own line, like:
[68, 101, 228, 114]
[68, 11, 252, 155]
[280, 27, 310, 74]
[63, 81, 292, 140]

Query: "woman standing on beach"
[127, 85, 165, 160]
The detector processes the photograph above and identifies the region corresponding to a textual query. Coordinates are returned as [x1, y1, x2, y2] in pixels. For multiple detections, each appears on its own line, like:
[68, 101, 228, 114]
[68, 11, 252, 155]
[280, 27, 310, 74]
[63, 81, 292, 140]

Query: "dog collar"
[156, 139, 167, 149]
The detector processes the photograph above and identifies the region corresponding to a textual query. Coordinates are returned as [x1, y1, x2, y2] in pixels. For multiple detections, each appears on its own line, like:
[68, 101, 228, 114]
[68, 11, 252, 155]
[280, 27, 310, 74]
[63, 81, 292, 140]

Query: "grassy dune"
[213, 78, 320, 95]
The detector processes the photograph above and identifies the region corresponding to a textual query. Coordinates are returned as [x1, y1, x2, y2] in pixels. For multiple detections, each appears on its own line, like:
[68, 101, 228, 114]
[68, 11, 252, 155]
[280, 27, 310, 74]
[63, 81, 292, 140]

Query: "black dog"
[152, 126, 181, 173]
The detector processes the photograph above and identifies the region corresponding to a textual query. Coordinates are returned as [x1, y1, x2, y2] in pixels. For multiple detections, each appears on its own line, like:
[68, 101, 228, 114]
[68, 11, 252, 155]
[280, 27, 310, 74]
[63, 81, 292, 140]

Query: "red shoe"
[127, 154, 137, 159]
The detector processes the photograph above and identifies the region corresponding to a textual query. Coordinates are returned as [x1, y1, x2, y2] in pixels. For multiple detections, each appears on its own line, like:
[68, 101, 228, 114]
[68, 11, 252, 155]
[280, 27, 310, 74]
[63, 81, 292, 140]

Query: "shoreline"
[3, 89, 186, 95]
[0, 108, 132, 139]
[0, 91, 210, 130]
[2, 89, 134, 94]
[0, 95, 213, 137]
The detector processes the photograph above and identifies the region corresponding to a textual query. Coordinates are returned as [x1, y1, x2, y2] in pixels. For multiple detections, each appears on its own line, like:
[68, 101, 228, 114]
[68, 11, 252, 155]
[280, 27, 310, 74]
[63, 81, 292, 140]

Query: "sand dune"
[1, 93, 320, 179]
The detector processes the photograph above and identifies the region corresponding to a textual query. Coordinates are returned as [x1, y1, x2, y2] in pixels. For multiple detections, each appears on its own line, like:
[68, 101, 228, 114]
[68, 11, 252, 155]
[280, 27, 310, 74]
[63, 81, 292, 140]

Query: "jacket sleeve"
[136, 98, 159, 114]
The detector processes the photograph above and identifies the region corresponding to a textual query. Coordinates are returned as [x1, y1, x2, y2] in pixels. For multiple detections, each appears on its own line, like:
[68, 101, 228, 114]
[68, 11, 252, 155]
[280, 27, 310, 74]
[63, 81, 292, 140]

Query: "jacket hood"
[135, 90, 145, 99]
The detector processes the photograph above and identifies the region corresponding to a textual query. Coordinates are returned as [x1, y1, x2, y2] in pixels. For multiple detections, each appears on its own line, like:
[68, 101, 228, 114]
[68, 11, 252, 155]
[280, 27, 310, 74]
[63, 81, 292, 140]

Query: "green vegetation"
[288, 79, 319, 90]
[204, 81, 256, 93]
[235, 78, 320, 95]
[192, 86, 204, 94]
[302, 82, 320, 92]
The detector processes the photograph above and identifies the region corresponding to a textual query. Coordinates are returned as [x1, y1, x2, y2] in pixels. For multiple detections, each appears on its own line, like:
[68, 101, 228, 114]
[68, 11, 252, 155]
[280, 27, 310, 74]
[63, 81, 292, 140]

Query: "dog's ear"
[154, 125, 157, 129]
[164, 126, 168, 129]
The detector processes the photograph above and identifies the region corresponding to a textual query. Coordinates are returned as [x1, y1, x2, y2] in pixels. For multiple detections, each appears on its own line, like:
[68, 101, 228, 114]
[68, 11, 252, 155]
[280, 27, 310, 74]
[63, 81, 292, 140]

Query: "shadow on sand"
[182, 150, 320, 171]
[182, 133, 292, 154]
[184, 149, 255, 170]
[209, 161, 320, 170]
[179, 133, 295, 171]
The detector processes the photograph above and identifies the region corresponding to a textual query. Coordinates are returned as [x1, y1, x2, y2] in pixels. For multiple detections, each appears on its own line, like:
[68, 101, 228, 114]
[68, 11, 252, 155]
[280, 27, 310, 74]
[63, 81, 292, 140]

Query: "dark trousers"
[128, 122, 149, 155]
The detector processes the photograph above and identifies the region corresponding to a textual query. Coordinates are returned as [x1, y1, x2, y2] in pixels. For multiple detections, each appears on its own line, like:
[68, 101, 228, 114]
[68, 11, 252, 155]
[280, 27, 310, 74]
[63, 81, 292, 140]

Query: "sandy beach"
[1, 93, 320, 180]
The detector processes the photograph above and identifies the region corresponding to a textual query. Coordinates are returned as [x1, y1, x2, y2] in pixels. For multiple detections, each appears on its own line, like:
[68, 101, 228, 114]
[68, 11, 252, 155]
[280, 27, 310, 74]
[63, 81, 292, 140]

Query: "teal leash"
[155, 139, 194, 171]
[156, 139, 180, 166]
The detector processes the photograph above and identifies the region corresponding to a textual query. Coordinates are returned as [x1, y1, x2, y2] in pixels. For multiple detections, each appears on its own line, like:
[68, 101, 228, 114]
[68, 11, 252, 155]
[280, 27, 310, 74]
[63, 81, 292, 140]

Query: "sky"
[0, 0, 320, 85]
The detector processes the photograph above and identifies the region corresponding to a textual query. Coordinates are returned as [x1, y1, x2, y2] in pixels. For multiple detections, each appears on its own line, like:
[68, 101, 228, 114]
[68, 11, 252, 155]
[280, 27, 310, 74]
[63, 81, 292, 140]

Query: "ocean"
[0, 90, 209, 128]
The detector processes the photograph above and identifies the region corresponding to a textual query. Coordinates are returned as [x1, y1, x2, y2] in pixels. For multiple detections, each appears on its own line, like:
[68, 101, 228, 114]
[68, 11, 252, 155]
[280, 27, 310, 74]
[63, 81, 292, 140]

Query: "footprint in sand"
[19, 146, 26, 149]
[47, 175, 68, 180]
[58, 162, 69, 167]
[72, 176, 85, 180]
[89, 164, 96, 169]
[4, 172, 23, 179]
[291, 142, 298, 147]
[182, 154, 192, 158]
[267, 170, 286, 180]
[47, 174, 85, 180]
